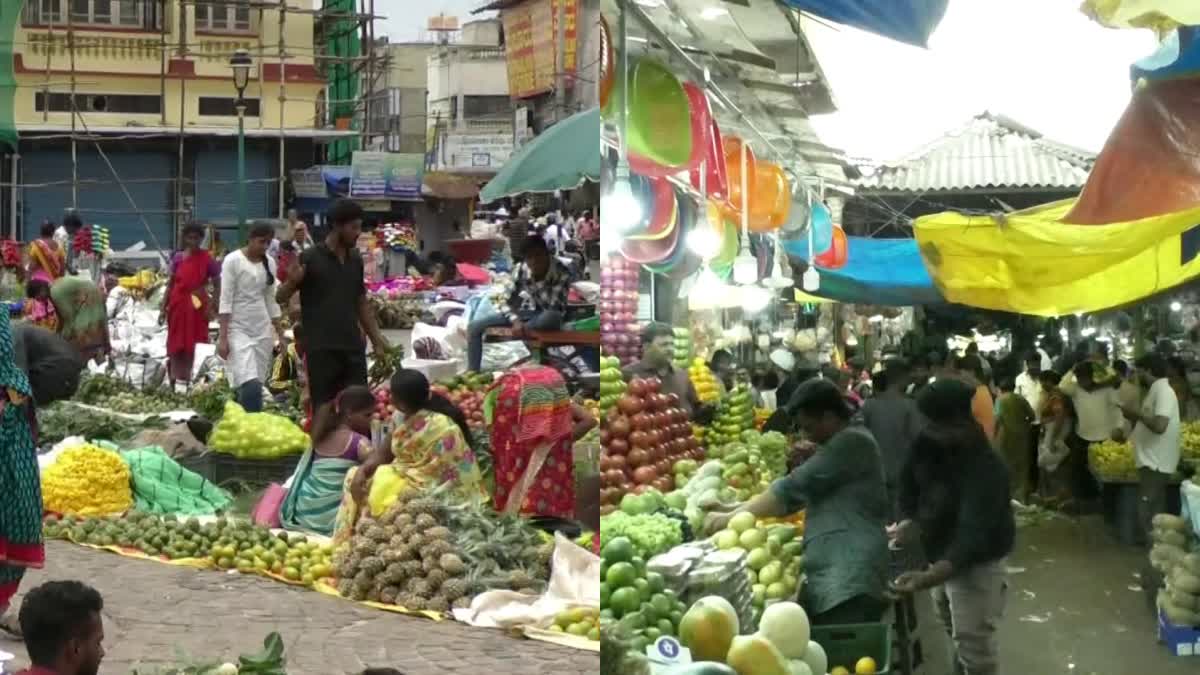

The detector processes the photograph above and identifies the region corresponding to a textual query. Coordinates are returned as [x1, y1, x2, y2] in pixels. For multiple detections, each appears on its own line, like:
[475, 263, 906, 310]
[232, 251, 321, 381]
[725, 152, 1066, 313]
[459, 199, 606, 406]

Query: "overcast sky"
[382, 0, 495, 41]
[804, 0, 1158, 160]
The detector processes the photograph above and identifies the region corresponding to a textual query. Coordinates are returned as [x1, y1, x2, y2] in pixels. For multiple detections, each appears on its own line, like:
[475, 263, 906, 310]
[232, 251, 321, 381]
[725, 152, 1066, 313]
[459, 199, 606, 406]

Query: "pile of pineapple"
[332, 486, 553, 613]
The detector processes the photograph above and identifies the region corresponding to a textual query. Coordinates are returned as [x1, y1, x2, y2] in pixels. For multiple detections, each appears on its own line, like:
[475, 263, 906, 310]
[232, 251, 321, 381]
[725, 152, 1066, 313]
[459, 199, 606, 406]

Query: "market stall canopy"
[778, 0, 949, 47]
[1082, 0, 1200, 32]
[914, 77, 1200, 316]
[1132, 25, 1200, 86]
[781, 235, 944, 306]
[479, 107, 599, 203]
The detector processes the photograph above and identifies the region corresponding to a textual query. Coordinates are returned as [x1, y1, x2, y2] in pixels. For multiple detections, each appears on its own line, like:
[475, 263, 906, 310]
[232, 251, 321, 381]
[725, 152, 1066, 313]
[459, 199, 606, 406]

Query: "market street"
[0, 542, 599, 675]
[910, 515, 1194, 675]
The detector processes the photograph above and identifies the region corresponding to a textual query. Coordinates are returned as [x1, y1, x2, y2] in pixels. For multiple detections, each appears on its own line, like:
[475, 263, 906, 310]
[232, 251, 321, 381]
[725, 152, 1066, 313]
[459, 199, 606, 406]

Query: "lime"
[566, 622, 590, 637]
[605, 562, 637, 588]
[645, 571, 665, 594]
[644, 627, 662, 641]
[656, 618, 674, 636]
[599, 583, 611, 607]
[650, 593, 673, 616]
[601, 536, 635, 564]
[609, 587, 641, 617]
[633, 578, 651, 602]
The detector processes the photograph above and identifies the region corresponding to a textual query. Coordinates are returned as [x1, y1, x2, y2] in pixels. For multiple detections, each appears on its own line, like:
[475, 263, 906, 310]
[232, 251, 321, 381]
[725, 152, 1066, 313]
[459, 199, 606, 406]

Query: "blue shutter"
[193, 148, 272, 223]
[22, 148, 175, 250]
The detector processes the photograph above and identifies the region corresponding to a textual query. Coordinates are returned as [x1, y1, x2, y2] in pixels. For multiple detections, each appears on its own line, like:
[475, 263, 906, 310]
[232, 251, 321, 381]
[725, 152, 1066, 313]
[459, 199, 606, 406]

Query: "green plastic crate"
[810, 622, 891, 674]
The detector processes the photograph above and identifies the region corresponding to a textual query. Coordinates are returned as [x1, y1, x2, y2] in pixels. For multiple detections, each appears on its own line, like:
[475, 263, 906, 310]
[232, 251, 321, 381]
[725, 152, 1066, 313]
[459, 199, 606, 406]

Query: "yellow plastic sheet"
[1082, 0, 1200, 33]
[914, 199, 1200, 315]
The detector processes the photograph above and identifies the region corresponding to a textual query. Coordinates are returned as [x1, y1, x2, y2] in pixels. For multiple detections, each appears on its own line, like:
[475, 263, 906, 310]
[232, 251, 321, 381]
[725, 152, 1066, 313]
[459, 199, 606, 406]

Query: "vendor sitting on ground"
[706, 378, 890, 626]
[466, 237, 569, 372]
[331, 369, 485, 545]
[279, 385, 374, 536]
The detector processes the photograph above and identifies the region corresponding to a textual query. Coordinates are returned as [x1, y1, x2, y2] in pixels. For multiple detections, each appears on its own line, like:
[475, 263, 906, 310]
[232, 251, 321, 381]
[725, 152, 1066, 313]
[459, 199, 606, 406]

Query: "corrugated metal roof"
[858, 113, 1095, 193]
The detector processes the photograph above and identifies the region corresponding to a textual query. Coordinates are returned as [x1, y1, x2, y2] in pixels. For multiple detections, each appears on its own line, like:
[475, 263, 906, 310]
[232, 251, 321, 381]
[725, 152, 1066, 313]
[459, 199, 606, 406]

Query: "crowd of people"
[626, 322, 1188, 675]
[0, 197, 600, 669]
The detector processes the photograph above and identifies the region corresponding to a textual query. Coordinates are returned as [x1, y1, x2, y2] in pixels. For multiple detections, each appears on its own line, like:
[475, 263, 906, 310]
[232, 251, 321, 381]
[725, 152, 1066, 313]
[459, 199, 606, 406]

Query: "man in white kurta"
[218, 230, 283, 412]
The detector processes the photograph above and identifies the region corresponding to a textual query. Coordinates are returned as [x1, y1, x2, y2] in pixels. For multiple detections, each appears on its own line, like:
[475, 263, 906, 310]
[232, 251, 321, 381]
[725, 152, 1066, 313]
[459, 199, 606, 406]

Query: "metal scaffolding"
[4, 0, 388, 245]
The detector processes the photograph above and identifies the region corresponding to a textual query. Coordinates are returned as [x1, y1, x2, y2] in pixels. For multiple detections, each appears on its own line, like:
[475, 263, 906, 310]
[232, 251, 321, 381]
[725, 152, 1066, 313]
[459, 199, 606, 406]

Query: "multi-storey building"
[0, 0, 347, 248]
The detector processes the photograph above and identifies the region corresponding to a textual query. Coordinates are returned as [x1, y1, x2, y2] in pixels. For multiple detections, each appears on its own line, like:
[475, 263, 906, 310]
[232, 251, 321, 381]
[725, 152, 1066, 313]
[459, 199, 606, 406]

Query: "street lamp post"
[230, 49, 252, 242]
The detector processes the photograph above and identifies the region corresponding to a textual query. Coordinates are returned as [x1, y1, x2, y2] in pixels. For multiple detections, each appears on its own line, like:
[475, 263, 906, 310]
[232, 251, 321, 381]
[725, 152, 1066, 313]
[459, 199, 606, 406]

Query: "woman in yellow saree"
[331, 369, 484, 545]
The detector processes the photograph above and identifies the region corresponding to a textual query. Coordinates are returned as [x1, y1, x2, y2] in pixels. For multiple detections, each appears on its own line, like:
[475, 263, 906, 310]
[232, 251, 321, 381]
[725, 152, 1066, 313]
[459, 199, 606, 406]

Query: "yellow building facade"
[14, 0, 324, 132]
[5, 1, 343, 247]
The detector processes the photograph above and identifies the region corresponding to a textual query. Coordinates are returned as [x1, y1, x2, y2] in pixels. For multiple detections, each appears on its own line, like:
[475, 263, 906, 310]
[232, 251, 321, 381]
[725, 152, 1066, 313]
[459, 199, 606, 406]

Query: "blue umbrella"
[778, 0, 949, 48]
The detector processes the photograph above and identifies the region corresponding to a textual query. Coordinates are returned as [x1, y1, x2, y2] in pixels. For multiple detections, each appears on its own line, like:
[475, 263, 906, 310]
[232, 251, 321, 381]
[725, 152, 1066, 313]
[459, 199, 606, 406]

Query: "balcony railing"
[23, 0, 163, 32]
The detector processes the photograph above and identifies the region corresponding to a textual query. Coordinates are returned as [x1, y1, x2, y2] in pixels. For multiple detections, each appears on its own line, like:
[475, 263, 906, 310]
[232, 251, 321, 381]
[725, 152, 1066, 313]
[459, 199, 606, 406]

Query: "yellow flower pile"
[42, 443, 133, 517]
[688, 357, 720, 403]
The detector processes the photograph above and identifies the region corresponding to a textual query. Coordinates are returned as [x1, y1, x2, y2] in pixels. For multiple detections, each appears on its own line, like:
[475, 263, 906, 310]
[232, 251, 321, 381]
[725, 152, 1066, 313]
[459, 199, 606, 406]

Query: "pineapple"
[452, 596, 471, 611]
[360, 556, 386, 576]
[407, 532, 428, 552]
[507, 569, 534, 591]
[400, 560, 423, 578]
[336, 579, 354, 597]
[441, 578, 468, 601]
[426, 595, 450, 613]
[354, 518, 374, 536]
[394, 513, 414, 529]
[366, 587, 382, 603]
[380, 586, 399, 605]
[406, 497, 439, 518]
[415, 513, 438, 529]
[425, 568, 448, 590]
[388, 534, 407, 550]
[395, 592, 422, 609]
[366, 525, 390, 543]
[439, 553, 467, 576]
[425, 539, 454, 559]
[422, 557, 439, 574]
[353, 570, 373, 588]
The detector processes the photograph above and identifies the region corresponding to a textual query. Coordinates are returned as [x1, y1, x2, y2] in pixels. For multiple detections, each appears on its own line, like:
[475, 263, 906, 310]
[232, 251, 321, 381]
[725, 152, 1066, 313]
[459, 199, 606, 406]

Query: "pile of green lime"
[550, 606, 601, 641]
[600, 535, 690, 654]
[43, 512, 333, 586]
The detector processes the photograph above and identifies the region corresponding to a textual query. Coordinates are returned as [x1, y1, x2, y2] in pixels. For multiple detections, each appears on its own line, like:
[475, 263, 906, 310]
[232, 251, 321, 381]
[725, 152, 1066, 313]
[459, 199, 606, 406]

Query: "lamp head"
[230, 49, 253, 95]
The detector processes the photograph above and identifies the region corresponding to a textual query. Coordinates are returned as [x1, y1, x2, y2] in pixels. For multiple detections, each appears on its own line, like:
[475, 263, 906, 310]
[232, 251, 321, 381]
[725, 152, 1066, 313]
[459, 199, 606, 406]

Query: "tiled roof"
[857, 113, 1095, 193]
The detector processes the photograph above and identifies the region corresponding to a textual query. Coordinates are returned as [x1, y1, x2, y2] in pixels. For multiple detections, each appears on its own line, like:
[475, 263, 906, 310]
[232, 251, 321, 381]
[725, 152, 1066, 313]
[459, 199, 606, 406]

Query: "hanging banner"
[349, 152, 424, 200]
[500, 0, 579, 99]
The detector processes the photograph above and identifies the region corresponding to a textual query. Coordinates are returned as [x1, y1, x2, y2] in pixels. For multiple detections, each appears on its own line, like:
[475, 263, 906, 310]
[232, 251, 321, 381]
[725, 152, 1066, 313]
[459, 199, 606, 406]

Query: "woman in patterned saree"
[23, 221, 66, 331]
[332, 369, 484, 544]
[488, 365, 596, 518]
[0, 310, 43, 636]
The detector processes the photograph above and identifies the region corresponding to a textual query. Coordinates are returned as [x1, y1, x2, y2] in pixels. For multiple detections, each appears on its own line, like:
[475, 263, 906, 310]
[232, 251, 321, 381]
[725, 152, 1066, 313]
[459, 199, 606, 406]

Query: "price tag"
[646, 636, 692, 670]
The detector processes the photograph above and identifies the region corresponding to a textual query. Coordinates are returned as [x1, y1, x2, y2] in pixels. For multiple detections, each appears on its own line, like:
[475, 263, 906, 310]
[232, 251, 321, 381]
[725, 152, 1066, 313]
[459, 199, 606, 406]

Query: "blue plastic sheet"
[782, 235, 944, 305]
[1132, 26, 1200, 85]
[778, 0, 949, 48]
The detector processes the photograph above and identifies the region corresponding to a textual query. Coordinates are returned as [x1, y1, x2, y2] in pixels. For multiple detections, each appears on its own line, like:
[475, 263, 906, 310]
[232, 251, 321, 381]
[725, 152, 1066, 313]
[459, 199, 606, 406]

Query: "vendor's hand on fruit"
[890, 570, 930, 595]
[704, 509, 739, 535]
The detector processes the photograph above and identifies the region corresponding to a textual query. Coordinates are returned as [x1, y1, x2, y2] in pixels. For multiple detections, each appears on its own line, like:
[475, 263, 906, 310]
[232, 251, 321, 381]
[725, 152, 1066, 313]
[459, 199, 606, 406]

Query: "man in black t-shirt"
[276, 199, 390, 409]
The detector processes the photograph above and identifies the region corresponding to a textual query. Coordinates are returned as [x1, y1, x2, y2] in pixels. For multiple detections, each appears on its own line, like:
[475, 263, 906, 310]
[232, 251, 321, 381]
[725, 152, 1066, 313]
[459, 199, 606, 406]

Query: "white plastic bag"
[1182, 480, 1200, 540]
[482, 341, 531, 372]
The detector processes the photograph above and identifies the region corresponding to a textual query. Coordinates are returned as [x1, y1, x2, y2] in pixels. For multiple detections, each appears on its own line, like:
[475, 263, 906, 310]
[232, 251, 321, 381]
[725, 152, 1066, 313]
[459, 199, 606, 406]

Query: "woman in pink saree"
[23, 221, 66, 331]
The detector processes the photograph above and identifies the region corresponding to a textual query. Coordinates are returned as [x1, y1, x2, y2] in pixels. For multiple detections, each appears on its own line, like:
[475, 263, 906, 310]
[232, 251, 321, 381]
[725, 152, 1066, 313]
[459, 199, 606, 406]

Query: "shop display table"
[1092, 469, 1183, 546]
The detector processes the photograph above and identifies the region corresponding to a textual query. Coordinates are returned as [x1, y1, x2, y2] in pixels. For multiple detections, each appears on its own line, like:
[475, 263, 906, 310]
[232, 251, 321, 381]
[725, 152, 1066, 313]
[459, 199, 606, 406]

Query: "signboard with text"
[289, 168, 327, 199]
[500, 0, 579, 99]
[440, 134, 514, 171]
[349, 152, 424, 200]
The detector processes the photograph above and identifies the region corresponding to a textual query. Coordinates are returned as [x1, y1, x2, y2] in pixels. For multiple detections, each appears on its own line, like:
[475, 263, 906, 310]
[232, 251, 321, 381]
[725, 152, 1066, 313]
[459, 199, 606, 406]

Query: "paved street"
[913, 514, 1195, 675]
[0, 542, 598, 675]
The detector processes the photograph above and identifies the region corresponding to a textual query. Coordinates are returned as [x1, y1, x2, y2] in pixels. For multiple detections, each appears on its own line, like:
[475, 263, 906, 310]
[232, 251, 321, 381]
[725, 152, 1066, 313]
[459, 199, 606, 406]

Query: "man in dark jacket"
[892, 378, 1015, 675]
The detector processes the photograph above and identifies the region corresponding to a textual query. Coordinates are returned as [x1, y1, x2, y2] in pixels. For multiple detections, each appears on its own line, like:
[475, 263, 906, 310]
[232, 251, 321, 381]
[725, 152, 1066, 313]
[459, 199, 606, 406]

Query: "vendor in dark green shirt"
[706, 378, 890, 625]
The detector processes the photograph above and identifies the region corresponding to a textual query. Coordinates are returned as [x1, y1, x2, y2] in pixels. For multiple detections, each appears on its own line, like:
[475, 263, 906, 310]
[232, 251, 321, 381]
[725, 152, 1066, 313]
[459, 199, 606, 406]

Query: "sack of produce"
[42, 442, 134, 517]
[1153, 513, 1190, 532]
[1150, 543, 1187, 572]
[1152, 526, 1191, 549]
[208, 401, 309, 459]
[1158, 589, 1200, 626]
[121, 445, 231, 515]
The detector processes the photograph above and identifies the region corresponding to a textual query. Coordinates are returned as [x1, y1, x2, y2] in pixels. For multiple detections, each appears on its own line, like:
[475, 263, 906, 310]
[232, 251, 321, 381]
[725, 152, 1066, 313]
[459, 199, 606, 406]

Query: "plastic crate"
[212, 454, 301, 491]
[176, 453, 216, 483]
[1159, 609, 1200, 656]
[810, 623, 892, 675]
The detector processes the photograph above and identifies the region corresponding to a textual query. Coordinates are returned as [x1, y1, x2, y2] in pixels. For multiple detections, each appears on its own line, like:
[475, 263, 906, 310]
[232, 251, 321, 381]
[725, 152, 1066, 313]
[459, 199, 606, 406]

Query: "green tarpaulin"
[0, 3, 18, 152]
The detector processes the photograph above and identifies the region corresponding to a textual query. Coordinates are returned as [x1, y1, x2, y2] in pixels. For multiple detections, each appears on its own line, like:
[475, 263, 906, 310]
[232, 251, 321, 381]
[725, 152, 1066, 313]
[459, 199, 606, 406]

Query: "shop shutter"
[22, 148, 175, 251]
[193, 148, 273, 224]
